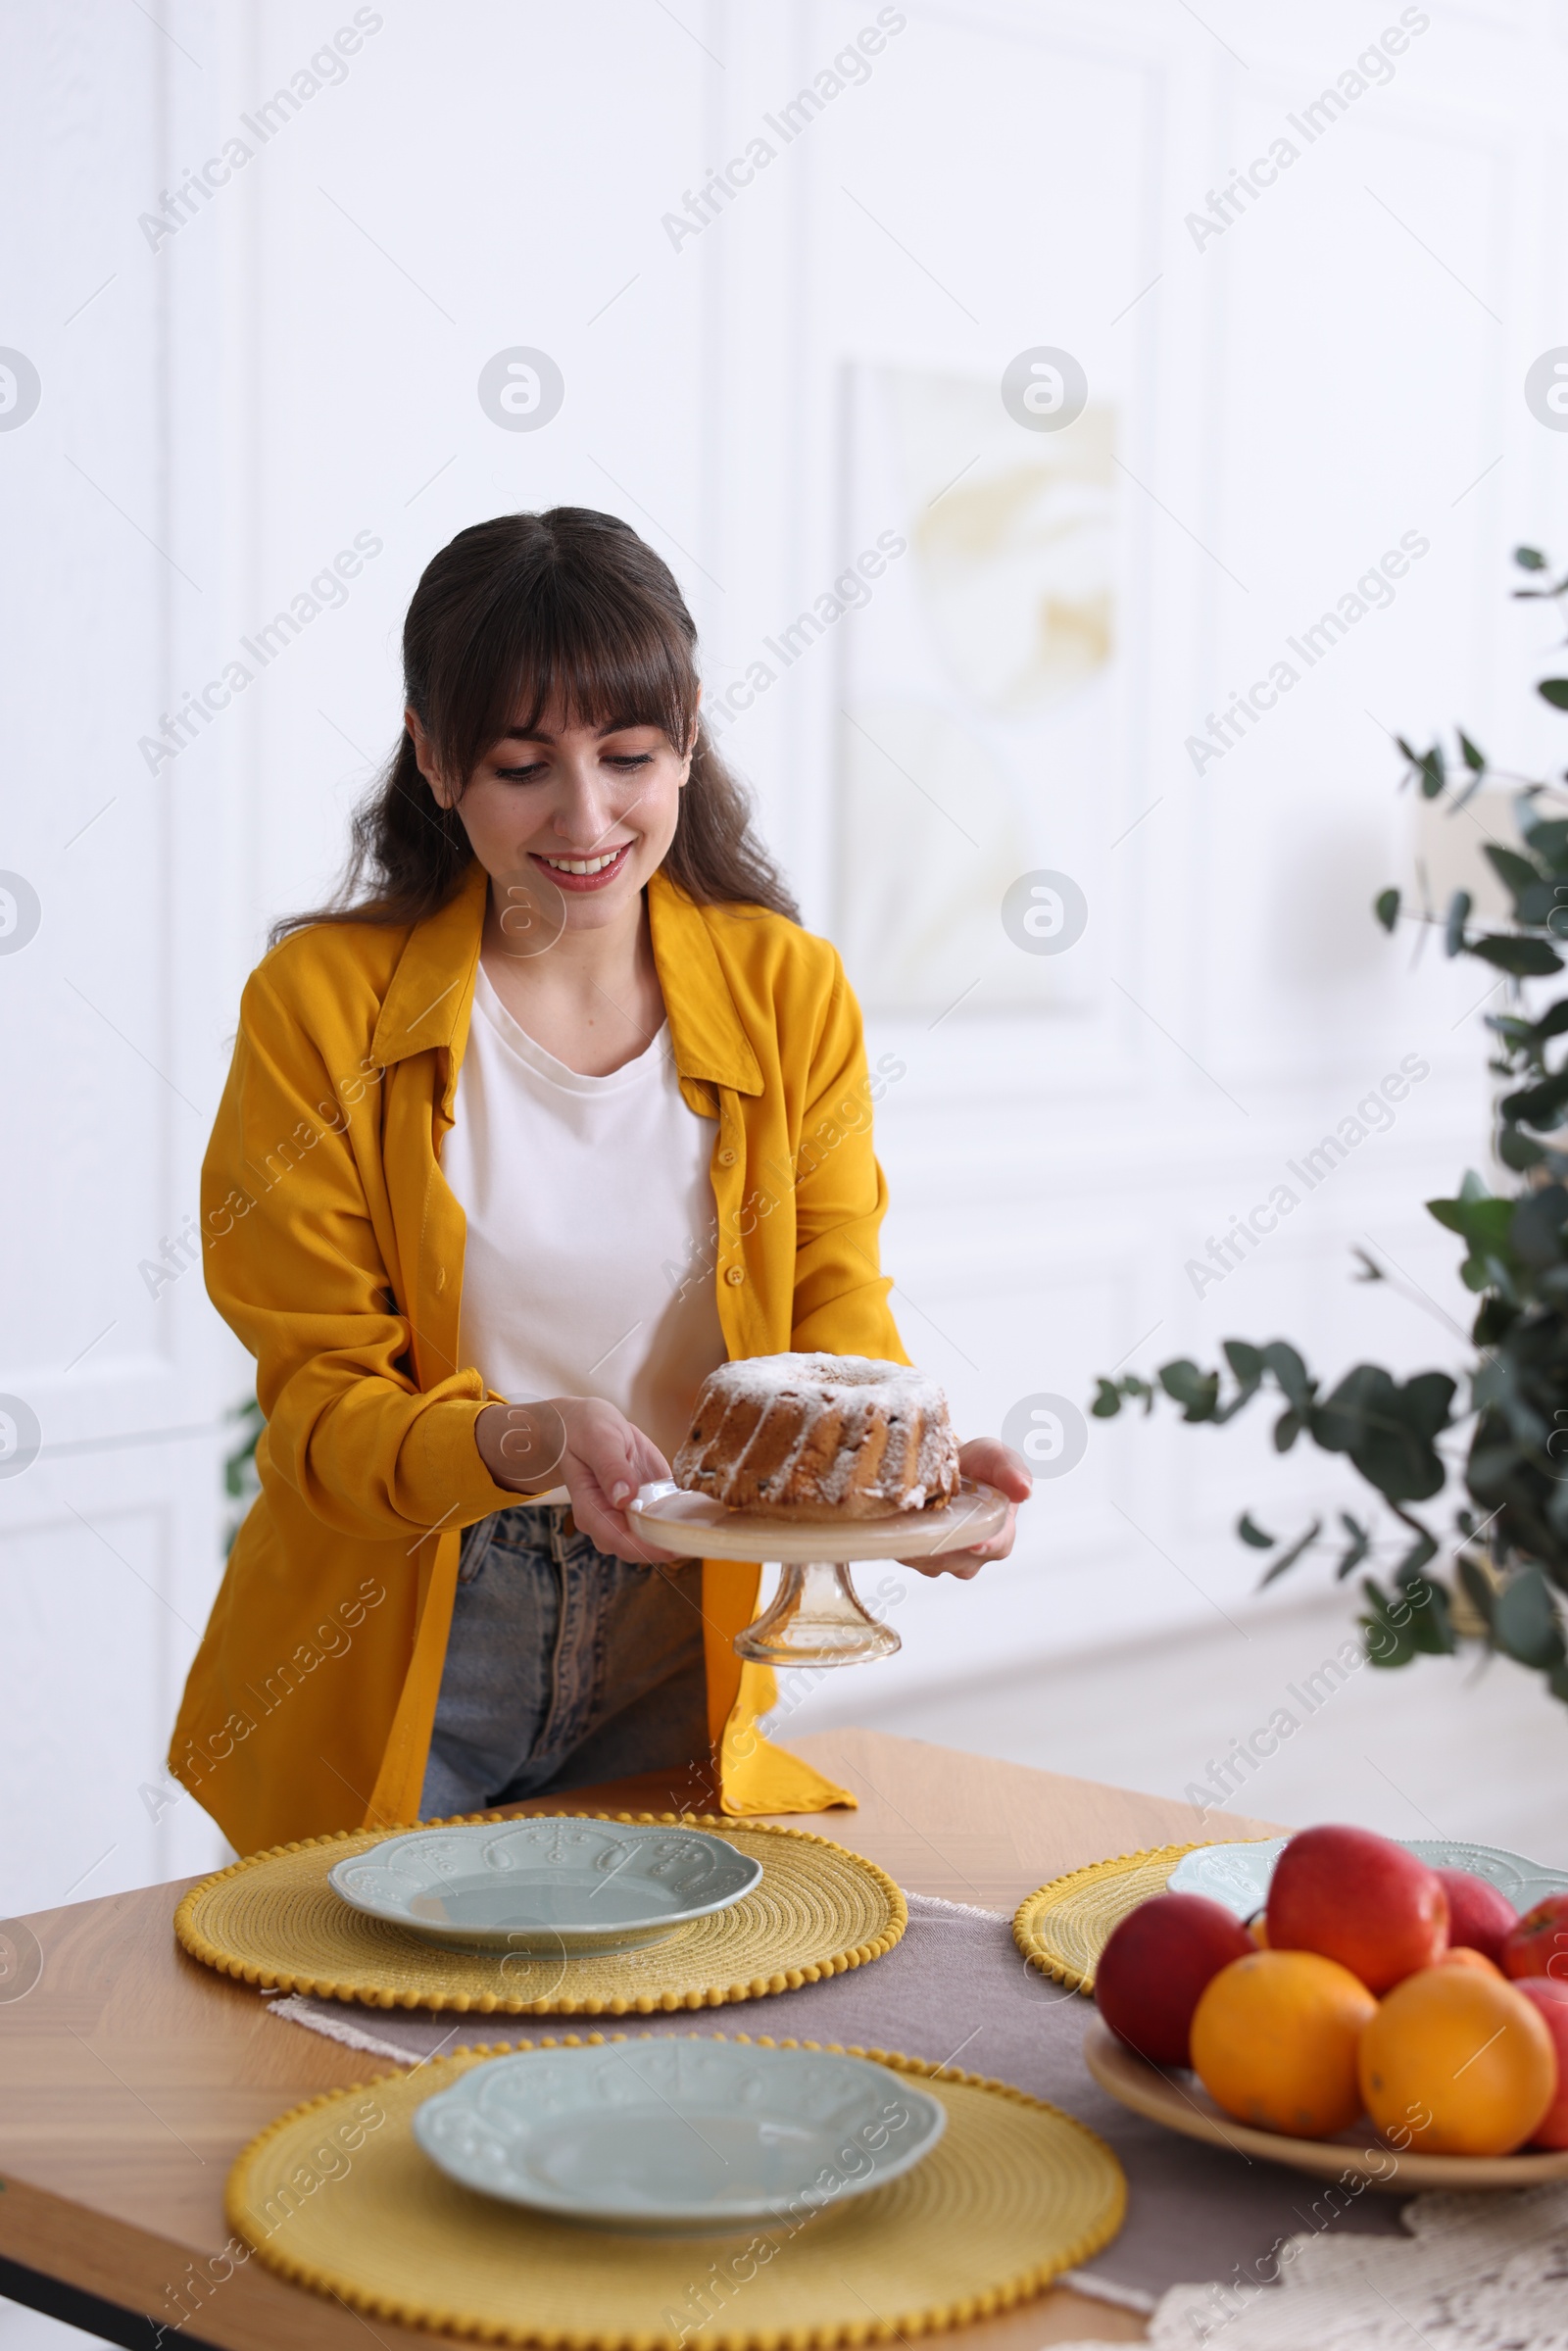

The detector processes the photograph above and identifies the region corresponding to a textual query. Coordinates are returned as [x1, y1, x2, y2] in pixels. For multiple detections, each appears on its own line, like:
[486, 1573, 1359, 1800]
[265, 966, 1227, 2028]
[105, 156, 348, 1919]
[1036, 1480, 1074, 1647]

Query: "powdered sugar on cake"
[672, 1351, 960, 1521]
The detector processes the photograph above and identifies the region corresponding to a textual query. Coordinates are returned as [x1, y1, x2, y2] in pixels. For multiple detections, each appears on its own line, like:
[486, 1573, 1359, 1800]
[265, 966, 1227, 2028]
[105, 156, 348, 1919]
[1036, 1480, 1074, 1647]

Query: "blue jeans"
[419, 1504, 709, 1819]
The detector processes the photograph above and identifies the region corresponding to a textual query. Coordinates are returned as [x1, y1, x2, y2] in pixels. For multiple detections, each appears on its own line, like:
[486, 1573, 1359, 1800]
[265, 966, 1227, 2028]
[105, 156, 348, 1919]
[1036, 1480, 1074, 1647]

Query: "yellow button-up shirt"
[171, 862, 906, 1853]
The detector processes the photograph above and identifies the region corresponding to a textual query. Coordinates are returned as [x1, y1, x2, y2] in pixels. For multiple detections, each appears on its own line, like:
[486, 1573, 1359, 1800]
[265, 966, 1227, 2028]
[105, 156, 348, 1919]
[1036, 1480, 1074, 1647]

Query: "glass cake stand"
[624, 1480, 1009, 1666]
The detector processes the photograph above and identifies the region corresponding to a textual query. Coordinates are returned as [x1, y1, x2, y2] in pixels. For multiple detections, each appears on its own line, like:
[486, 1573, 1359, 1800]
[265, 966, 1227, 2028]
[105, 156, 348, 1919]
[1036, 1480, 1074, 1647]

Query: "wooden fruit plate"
[1084, 2017, 1568, 2191]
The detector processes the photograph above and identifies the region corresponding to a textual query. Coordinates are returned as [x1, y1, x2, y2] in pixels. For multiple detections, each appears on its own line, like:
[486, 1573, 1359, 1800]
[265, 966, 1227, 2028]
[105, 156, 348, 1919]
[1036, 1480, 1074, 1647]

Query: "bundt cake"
[672, 1352, 960, 1521]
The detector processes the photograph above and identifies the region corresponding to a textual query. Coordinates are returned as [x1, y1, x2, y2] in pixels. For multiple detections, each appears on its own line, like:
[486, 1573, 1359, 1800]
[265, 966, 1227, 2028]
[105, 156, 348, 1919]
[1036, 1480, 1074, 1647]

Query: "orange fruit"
[1248, 1914, 1269, 1949]
[1359, 1966, 1558, 2156]
[1438, 1945, 1504, 1981]
[1191, 1950, 1377, 2137]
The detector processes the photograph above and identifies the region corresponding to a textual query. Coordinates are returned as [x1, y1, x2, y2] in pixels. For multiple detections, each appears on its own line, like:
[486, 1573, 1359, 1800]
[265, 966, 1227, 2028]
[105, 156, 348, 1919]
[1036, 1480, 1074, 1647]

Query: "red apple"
[1266, 1825, 1448, 1993]
[1513, 1978, 1568, 2146]
[1434, 1869, 1517, 1967]
[1503, 1893, 1568, 1984]
[1095, 1892, 1254, 2067]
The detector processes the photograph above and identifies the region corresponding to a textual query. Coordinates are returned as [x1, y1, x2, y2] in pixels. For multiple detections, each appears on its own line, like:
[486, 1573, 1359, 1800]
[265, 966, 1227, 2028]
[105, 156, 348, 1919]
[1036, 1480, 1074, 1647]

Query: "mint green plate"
[328, 1818, 761, 1955]
[412, 2041, 947, 2233]
[1167, 1837, 1568, 1921]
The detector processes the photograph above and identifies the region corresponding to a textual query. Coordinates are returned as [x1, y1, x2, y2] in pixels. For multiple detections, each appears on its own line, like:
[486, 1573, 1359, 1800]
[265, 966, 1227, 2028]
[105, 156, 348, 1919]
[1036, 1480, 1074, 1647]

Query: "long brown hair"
[273, 508, 797, 941]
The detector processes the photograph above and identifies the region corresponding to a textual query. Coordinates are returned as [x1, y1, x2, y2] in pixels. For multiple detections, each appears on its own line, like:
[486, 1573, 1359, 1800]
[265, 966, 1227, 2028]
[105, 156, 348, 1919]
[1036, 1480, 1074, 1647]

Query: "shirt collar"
[370, 861, 487, 1066]
[647, 870, 763, 1097]
[370, 861, 763, 1097]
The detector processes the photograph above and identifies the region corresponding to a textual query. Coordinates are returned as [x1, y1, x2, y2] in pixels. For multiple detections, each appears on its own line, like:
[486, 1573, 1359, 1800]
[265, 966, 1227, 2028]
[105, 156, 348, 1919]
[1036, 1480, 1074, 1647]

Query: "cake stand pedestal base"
[731, 1561, 902, 1667]
[624, 1481, 1008, 1670]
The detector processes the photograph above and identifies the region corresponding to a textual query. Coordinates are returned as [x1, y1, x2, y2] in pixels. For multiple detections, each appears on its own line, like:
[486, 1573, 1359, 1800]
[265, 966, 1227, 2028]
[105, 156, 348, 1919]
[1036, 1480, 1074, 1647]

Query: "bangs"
[272, 506, 799, 943]
[427, 550, 699, 781]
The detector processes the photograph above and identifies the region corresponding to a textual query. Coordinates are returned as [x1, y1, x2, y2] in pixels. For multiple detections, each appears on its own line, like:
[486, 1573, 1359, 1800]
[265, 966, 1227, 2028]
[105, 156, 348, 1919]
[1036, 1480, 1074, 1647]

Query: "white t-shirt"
[441, 963, 727, 1469]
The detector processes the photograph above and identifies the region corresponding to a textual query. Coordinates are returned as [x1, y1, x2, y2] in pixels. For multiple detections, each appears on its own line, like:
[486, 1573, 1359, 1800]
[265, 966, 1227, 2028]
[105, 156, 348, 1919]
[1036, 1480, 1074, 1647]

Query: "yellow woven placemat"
[226, 2035, 1127, 2346]
[1013, 1840, 1207, 1994]
[174, 1814, 906, 2015]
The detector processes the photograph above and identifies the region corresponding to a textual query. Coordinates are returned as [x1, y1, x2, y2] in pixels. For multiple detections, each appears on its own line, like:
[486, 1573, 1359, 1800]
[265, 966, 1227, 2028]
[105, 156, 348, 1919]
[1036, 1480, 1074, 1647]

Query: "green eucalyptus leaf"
[1493, 1565, 1567, 1668]
[1524, 821, 1568, 872]
[1336, 1517, 1372, 1579]
[1540, 680, 1568, 712]
[1445, 889, 1471, 956]
[1467, 1438, 1525, 1496]
[1210, 1340, 1266, 1424]
[1399, 1373, 1459, 1442]
[1499, 1068, 1568, 1128]
[1498, 1127, 1548, 1171]
[1429, 1195, 1515, 1255]
[1471, 1295, 1517, 1346]
[1510, 1187, 1568, 1269]
[1395, 1532, 1440, 1581]
[1260, 1341, 1312, 1410]
[1310, 1370, 1372, 1455]
[1359, 1578, 1416, 1669]
[1159, 1359, 1220, 1422]
[1405, 1577, 1456, 1655]
[1458, 730, 1486, 773]
[1515, 880, 1563, 927]
[1257, 1517, 1322, 1587]
[1374, 887, 1401, 933]
[1467, 935, 1565, 978]
[1310, 1365, 1451, 1501]
[1516, 546, 1548, 571]
[1237, 1510, 1275, 1548]
[1485, 845, 1547, 900]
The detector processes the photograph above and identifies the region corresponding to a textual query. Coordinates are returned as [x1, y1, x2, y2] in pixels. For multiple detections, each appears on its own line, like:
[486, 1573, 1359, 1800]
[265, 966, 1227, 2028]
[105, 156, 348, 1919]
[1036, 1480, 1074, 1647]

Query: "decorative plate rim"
[409, 2039, 949, 2225]
[172, 1811, 910, 2015]
[1166, 1835, 1568, 1916]
[326, 1818, 764, 1947]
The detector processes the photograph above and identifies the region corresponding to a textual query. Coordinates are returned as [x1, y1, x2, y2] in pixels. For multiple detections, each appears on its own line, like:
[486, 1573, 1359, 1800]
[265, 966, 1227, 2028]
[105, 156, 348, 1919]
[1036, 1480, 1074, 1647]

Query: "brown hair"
[272, 508, 797, 942]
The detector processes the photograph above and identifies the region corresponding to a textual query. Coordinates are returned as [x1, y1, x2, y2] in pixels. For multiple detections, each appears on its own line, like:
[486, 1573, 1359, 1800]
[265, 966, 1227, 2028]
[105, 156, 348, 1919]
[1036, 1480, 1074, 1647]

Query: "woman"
[172, 509, 1030, 1854]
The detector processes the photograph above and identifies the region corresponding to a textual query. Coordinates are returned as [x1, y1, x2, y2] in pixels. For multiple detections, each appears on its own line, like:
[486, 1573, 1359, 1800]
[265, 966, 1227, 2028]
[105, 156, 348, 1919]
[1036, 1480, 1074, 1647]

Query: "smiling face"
[409, 702, 692, 935]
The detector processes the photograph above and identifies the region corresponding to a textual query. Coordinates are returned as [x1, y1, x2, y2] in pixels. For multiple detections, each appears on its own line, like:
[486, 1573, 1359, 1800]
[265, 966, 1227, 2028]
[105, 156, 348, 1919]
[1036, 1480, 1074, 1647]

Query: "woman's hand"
[474, 1397, 681, 1564]
[901, 1438, 1032, 1580]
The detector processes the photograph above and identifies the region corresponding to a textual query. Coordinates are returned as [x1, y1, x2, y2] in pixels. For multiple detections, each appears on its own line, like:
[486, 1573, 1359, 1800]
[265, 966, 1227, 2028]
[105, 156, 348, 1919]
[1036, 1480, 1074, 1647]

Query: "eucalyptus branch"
[1092, 547, 1568, 1707]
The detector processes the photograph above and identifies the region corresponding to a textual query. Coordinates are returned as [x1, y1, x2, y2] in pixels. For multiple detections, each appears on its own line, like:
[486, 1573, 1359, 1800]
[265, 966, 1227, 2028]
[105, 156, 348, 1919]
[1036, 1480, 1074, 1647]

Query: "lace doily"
[1059, 2183, 1568, 2351]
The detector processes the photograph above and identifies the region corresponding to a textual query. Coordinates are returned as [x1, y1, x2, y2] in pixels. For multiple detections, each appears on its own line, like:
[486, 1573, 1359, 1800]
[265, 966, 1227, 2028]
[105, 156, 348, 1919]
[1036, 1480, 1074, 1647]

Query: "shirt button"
[724, 1265, 745, 1287]
[717, 1147, 737, 1166]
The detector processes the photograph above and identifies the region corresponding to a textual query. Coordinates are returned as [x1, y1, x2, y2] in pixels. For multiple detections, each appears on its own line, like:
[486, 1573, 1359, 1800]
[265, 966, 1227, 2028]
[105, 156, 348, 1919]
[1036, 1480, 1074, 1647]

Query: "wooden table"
[0, 1730, 1279, 2350]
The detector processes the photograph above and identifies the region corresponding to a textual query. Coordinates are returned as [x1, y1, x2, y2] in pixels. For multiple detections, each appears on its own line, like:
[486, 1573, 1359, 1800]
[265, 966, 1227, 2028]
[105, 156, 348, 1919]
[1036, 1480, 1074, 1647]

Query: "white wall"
[3, 0, 1567, 1919]
[1, 0, 243, 1920]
